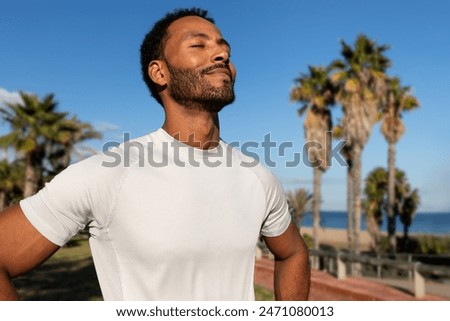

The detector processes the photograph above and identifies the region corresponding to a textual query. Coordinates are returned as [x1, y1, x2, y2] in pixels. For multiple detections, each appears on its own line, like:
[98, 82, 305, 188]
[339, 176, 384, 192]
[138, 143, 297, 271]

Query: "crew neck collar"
[153, 128, 224, 158]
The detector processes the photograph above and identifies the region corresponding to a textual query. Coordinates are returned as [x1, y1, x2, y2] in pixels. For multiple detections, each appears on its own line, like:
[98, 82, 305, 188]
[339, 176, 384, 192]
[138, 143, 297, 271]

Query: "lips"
[205, 68, 231, 79]
[202, 64, 232, 80]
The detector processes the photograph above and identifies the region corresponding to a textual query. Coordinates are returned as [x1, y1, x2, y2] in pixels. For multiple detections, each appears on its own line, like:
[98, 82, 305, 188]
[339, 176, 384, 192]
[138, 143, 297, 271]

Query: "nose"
[211, 45, 230, 63]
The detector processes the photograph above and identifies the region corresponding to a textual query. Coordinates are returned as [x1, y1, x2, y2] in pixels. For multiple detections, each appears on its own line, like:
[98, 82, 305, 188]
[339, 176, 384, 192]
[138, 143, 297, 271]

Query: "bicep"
[263, 222, 308, 260]
[0, 205, 59, 278]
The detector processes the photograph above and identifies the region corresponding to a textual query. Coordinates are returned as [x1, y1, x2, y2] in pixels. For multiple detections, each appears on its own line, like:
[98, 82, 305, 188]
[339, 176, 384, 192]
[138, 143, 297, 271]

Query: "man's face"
[165, 61, 235, 113]
[162, 16, 236, 112]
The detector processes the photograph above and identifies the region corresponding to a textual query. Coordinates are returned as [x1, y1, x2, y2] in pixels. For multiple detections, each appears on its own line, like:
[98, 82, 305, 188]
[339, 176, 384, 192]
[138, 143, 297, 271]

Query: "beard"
[165, 62, 235, 113]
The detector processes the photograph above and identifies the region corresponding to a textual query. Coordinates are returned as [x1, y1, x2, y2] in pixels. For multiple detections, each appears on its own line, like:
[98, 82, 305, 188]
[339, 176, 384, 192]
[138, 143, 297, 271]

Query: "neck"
[162, 107, 220, 150]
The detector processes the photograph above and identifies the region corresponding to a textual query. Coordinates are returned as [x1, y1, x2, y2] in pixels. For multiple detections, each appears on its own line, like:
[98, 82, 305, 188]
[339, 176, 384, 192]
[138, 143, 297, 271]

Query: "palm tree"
[0, 160, 24, 210]
[399, 188, 420, 246]
[0, 160, 13, 210]
[331, 34, 391, 253]
[291, 66, 335, 250]
[286, 188, 313, 229]
[364, 167, 388, 252]
[0, 92, 96, 197]
[391, 169, 420, 251]
[363, 167, 420, 252]
[332, 124, 355, 250]
[381, 77, 419, 252]
[45, 116, 102, 180]
[64, 116, 102, 165]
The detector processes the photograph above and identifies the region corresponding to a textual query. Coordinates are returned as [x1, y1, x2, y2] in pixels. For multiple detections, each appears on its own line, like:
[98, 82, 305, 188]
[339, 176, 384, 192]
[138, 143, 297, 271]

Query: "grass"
[49, 236, 92, 262]
[254, 285, 275, 301]
[13, 236, 103, 301]
[14, 236, 276, 301]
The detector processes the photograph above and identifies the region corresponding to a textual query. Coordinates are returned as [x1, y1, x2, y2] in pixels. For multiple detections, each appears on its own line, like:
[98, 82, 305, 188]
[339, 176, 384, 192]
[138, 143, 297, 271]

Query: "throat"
[162, 113, 220, 149]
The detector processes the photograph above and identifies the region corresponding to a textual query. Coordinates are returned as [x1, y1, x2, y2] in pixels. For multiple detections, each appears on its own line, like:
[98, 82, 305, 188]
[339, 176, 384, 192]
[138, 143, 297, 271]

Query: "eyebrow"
[183, 32, 231, 50]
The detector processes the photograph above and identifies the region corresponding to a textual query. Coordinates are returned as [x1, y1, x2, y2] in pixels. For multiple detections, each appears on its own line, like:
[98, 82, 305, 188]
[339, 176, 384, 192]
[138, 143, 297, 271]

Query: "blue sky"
[1, 0, 449, 212]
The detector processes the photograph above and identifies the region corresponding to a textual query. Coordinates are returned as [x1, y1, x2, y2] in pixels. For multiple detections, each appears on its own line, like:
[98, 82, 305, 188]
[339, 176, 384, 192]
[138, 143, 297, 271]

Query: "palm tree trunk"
[23, 153, 39, 198]
[313, 167, 322, 250]
[347, 163, 354, 252]
[387, 141, 397, 252]
[352, 145, 362, 254]
[366, 214, 380, 253]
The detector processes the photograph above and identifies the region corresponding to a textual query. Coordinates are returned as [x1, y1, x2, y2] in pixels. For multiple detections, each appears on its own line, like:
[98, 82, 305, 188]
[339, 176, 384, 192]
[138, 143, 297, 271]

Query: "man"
[0, 8, 310, 300]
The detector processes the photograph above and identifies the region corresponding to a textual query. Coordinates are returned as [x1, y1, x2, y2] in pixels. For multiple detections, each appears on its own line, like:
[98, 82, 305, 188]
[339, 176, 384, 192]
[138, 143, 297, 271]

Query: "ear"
[148, 60, 168, 86]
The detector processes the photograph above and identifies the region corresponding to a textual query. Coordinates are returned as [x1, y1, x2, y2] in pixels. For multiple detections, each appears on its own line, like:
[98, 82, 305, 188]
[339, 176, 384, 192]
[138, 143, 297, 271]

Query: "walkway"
[254, 259, 448, 300]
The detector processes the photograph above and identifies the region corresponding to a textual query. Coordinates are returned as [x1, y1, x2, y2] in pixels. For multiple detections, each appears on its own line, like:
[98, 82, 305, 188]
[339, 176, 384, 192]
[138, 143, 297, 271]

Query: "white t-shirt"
[20, 128, 291, 300]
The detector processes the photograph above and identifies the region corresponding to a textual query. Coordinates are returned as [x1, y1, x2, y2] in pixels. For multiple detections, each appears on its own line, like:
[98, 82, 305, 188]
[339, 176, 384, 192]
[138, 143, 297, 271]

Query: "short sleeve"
[260, 171, 292, 237]
[20, 151, 128, 246]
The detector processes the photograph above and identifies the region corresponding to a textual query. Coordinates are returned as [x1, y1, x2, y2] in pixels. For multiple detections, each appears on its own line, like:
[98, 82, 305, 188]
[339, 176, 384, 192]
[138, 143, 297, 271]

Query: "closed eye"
[190, 44, 205, 48]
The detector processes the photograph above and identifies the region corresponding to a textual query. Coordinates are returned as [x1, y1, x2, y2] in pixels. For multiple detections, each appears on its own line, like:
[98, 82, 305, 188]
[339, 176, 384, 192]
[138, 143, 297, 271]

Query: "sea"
[301, 211, 450, 236]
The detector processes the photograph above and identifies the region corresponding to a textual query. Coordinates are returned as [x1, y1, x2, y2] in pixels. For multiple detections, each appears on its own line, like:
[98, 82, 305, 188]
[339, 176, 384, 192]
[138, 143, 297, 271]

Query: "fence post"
[337, 252, 346, 280]
[308, 251, 319, 270]
[377, 254, 381, 279]
[328, 256, 333, 274]
[408, 254, 413, 280]
[414, 262, 425, 298]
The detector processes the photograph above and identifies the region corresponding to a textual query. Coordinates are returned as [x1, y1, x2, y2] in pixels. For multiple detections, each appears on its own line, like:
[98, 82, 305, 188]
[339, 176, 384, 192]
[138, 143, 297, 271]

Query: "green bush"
[416, 235, 450, 255]
[377, 235, 450, 255]
[302, 233, 314, 249]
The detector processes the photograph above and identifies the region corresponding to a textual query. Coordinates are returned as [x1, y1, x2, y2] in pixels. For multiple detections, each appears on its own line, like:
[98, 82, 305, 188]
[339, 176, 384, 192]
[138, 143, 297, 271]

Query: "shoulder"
[99, 133, 152, 168]
[48, 132, 154, 189]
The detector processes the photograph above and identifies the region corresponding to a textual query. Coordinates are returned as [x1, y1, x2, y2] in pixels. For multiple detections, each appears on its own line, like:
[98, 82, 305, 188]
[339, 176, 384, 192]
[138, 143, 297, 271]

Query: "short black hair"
[140, 7, 215, 106]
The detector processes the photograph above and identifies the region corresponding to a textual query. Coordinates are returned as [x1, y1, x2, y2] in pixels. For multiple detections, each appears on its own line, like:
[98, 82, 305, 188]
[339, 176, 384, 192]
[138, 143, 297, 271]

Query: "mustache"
[201, 63, 231, 74]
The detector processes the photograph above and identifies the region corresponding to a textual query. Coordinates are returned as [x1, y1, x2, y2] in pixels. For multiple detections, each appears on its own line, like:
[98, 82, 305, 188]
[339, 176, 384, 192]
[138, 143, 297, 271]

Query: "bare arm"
[263, 221, 310, 300]
[0, 204, 59, 300]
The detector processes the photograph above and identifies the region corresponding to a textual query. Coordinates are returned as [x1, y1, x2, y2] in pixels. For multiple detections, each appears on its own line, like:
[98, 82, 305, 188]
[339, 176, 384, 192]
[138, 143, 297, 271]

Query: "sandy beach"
[300, 227, 373, 251]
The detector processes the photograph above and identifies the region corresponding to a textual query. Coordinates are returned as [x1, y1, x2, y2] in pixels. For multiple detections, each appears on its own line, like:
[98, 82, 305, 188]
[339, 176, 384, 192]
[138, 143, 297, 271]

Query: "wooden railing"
[308, 249, 450, 298]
